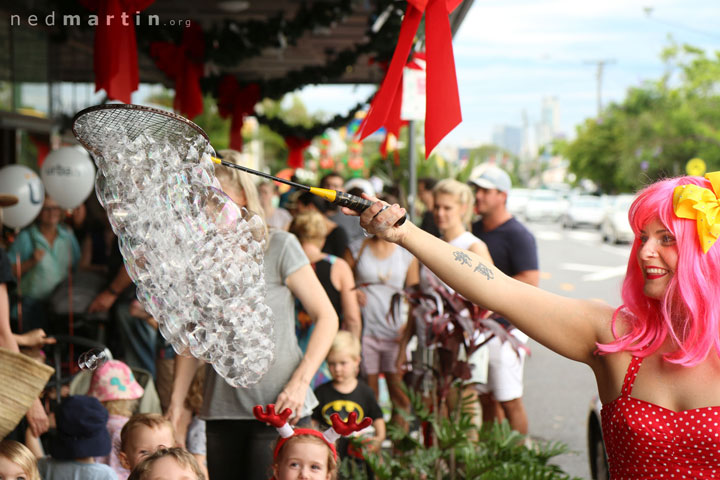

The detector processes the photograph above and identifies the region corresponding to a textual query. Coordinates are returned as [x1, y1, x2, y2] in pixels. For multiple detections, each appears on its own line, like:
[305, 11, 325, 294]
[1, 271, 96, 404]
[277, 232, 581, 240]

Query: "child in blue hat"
[37, 395, 115, 480]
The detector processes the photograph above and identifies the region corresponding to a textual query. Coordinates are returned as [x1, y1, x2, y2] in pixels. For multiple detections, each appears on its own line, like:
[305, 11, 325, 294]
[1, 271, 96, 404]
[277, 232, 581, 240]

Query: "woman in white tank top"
[399, 179, 493, 433]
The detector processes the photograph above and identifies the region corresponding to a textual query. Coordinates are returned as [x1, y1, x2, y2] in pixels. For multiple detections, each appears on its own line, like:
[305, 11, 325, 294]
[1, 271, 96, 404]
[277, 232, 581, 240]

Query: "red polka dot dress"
[601, 356, 720, 479]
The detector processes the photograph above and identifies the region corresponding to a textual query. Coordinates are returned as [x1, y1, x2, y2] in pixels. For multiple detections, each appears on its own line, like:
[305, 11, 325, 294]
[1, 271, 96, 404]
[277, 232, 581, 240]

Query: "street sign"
[401, 66, 426, 121]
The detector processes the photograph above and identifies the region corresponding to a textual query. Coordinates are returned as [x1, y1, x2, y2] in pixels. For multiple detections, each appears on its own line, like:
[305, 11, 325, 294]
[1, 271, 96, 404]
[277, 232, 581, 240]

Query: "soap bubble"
[72, 111, 275, 387]
[78, 348, 109, 371]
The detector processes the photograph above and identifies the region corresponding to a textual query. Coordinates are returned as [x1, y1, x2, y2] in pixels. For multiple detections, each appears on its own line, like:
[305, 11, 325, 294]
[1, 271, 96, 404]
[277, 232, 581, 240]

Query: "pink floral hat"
[87, 360, 144, 402]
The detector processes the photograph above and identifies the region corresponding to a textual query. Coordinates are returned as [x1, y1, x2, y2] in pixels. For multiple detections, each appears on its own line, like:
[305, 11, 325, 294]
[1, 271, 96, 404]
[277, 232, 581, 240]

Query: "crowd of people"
[4, 152, 720, 479]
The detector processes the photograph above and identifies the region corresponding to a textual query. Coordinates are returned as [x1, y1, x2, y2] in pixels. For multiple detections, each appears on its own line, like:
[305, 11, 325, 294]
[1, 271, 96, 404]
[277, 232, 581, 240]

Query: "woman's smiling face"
[636, 218, 678, 300]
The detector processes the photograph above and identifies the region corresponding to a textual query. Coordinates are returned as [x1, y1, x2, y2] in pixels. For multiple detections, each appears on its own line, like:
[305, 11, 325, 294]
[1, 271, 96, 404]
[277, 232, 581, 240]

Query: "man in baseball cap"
[468, 165, 539, 436]
[468, 165, 512, 193]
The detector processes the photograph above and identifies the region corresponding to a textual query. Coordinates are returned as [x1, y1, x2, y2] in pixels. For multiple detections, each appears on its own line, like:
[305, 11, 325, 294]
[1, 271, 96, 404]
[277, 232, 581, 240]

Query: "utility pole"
[584, 59, 616, 115]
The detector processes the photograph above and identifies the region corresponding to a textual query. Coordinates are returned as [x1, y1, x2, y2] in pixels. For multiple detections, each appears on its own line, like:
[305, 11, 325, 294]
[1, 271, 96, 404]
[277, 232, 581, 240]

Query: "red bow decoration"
[217, 76, 261, 151]
[357, 0, 463, 158]
[29, 135, 50, 168]
[79, 0, 155, 103]
[379, 54, 423, 163]
[284, 136, 311, 169]
[150, 22, 205, 119]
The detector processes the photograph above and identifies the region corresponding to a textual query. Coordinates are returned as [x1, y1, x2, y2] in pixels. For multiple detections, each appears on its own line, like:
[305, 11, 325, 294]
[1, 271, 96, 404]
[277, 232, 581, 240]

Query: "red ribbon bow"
[79, 0, 155, 104]
[150, 22, 205, 119]
[379, 54, 423, 162]
[217, 76, 261, 151]
[284, 136, 311, 169]
[358, 0, 463, 157]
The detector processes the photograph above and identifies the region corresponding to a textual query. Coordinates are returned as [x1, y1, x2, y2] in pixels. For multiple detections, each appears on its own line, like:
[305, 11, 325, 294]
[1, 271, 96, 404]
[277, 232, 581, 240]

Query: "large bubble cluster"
[73, 112, 274, 387]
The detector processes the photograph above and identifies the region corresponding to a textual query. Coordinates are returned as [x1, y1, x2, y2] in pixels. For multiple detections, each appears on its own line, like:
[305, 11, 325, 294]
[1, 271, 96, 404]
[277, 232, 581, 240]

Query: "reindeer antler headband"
[253, 404, 372, 460]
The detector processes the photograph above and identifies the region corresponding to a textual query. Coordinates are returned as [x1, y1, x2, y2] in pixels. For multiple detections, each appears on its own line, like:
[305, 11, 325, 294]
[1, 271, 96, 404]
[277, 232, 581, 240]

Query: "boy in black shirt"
[312, 331, 385, 472]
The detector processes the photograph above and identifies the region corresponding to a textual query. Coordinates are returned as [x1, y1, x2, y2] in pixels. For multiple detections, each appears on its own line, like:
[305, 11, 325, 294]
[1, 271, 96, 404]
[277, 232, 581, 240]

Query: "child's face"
[327, 351, 359, 384]
[120, 425, 175, 470]
[0, 456, 29, 480]
[145, 457, 197, 480]
[274, 440, 331, 480]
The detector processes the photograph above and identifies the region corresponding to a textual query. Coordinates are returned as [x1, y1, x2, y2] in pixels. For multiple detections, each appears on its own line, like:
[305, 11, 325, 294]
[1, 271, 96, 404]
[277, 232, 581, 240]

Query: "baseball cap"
[469, 166, 512, 193]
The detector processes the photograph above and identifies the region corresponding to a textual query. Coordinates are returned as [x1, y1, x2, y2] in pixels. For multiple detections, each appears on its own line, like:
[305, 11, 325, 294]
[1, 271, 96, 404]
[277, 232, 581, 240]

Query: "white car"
[507, 188, 531, 218]
[587, 396, 609, 480]
[601, 194, 635, 244]
[562, 195, 605, 229]
[524, 189, 566, 222]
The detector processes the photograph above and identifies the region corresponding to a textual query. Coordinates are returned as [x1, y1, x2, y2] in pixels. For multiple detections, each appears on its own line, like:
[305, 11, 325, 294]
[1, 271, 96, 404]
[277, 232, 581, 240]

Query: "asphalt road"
[521, 221, 632, 479]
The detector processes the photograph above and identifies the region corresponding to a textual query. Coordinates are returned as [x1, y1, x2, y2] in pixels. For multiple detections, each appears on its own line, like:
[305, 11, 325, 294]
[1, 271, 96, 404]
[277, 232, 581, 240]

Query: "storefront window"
[13, 25, 49, 115]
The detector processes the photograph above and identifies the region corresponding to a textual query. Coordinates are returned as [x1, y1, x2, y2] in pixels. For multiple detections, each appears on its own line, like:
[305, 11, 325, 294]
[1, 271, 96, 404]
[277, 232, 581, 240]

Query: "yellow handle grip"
[309, 187, 338, 203]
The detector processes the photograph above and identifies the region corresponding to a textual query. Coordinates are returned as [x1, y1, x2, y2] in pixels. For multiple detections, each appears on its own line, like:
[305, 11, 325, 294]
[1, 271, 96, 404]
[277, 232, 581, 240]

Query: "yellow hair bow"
[673, 171, 720, 253]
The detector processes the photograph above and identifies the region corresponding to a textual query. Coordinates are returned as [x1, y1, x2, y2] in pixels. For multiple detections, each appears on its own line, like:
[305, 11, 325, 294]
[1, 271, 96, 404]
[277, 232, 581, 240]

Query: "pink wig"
[597, 175, 720, 366]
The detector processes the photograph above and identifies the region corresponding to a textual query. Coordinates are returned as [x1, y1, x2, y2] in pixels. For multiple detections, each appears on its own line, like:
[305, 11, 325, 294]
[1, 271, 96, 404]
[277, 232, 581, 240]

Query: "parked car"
[562, 195, 605, 229]
[587, 396, 609, 480]
[524, 189, 566, 222]
[600, 194, 635, 244]
[507, 188, 531, 218]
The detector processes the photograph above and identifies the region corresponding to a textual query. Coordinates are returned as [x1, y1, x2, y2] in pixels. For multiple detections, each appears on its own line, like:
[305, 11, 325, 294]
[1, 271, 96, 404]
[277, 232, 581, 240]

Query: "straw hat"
[0, 347, 54, 439]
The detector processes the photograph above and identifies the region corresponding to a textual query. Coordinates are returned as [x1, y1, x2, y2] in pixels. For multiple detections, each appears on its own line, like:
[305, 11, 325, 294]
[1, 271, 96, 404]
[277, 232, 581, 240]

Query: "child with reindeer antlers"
[253, 404, 372, 480]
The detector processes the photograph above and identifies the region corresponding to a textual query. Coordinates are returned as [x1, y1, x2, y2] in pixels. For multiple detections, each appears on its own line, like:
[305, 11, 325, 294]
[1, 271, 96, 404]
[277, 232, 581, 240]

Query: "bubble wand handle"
[211, 157, 406, 225]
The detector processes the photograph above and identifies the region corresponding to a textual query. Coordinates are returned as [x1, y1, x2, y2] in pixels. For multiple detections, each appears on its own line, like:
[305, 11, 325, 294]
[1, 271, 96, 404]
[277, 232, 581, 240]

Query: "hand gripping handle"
[334, 191, 407, 226]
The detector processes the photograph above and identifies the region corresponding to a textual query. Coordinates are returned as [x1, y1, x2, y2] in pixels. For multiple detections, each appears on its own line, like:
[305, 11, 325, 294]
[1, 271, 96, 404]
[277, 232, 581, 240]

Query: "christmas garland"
[199, 1, 403, 100]
[43, 0, 410, 141]
[254, 98, 369, 139]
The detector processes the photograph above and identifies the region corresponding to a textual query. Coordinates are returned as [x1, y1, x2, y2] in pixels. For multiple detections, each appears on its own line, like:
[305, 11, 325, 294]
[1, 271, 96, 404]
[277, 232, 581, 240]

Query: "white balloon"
[41, 146, 96, 209]
[0, 165, 45, 229]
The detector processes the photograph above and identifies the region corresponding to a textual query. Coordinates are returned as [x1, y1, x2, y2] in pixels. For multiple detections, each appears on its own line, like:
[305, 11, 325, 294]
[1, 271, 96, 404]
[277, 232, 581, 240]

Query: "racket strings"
[73, 105, 208, 156]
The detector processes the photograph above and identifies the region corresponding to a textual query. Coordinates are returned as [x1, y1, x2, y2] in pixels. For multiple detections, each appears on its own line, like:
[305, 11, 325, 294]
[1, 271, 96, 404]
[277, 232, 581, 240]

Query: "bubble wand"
[72, 104, 405, 225]
[209, 155, 405, 225]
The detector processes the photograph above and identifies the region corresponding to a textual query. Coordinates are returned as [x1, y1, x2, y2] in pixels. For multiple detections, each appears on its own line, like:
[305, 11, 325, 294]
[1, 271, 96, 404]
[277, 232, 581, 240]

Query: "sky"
[295, 0, 720, 149]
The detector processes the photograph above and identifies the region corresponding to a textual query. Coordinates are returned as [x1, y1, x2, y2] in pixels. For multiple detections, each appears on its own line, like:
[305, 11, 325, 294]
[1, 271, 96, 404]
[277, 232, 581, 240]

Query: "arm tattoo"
[453, 251, 472, 267]
[474, 262, 494, 281]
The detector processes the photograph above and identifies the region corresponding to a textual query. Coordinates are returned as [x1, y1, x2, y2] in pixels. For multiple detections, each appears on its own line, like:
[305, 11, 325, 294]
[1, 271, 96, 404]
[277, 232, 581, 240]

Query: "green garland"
[204, 1, 355, 67]
[45, 0, 410, 140]
[254, 97, 370, 140]
[133, 0, 362, 66]
[199, 1, 403, 100]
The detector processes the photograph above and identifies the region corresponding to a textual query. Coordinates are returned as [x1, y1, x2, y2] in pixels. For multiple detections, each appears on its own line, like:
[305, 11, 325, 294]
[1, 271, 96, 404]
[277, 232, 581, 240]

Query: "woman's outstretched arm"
[347, 201, 615, 365]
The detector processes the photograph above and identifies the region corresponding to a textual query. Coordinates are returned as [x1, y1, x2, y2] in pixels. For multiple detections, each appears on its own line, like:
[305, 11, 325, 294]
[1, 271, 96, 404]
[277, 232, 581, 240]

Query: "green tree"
[562, 42, 720, 192]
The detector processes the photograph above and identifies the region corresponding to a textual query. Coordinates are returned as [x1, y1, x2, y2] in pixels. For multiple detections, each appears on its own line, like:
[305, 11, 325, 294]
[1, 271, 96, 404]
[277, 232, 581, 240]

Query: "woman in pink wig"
[348, 173, 720, 479]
